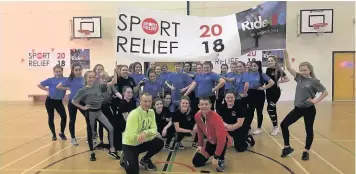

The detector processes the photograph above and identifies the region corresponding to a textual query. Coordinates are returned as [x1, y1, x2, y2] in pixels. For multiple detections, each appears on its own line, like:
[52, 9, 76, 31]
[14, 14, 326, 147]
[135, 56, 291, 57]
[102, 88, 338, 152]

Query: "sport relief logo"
[28, 49, 51, 67]
[241, 13, 285, 31]
[142, 18, 159, 35]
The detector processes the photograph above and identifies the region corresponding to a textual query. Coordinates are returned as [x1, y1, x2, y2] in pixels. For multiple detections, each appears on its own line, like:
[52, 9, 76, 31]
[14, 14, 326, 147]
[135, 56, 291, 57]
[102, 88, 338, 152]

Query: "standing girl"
[38, 65, 68, 141]
[72, 69, 120, 161]
[153, 98, 175, 151]
[246, 61, 275, 135]
[265, 56, 290, 136]
[56, 63, 85, 146]
[280, 50, 328, 161]
[141, 70, 163, 98]
[216, 64, 228, 114]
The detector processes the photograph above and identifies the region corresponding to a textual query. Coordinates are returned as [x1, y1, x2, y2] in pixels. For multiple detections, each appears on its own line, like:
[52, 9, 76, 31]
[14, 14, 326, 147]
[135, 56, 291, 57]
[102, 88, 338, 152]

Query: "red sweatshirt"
[194, 110, 232, 156]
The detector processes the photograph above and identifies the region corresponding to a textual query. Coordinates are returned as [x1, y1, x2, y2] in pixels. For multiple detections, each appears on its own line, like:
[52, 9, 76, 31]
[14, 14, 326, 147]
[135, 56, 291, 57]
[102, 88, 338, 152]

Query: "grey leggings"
[87, 110, 114, 150]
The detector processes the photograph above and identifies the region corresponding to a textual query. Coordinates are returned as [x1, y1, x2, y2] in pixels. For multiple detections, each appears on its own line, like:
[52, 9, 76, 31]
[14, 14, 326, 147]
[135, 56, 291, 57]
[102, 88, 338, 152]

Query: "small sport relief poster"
[70, 49, 90, 69]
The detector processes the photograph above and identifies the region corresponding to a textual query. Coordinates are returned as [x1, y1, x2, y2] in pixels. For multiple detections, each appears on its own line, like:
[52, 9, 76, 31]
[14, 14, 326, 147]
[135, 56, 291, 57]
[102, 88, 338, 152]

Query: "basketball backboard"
[72, 16, 102, 39]
[299, 9, 333, 34]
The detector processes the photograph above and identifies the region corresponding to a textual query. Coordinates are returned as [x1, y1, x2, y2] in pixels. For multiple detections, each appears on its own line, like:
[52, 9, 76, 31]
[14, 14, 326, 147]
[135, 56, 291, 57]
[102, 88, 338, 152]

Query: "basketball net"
[78, 30, 91, 40]
[313, 23, 328, 36]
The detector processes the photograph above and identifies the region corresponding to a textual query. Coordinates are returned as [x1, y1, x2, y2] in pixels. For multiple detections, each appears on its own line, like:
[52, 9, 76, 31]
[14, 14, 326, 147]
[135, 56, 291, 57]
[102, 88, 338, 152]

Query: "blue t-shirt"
[194, 72, 221, 97]
[223, 72, 239, 91]
[61, 77, 85, 100]
[248, 72, 271, 89]
[234, 72, 250, 94]
[40, 77, 67, 100]
[143, 80, 162, 98]
[157, 72, 171, 92]
[167, 72, 192, 102]
[130, 73, 145, 85]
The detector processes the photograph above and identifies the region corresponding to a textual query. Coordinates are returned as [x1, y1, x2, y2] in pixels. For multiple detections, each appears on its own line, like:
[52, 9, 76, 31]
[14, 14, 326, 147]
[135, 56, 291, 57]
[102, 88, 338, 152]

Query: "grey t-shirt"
[294, 73, 326, 108]
[73, 83, 108, 109]
[102, 86, 118, 104]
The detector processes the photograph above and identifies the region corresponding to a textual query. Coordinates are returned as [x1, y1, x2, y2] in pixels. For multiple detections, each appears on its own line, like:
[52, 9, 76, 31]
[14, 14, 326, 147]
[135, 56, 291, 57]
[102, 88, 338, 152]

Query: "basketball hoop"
[78, 29, 91, 40]
[313, 23, 328, 36]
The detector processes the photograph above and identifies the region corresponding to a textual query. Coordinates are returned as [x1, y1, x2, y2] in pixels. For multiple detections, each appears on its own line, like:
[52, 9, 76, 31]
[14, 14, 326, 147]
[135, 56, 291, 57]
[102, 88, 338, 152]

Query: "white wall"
[190, 1, 355, 101]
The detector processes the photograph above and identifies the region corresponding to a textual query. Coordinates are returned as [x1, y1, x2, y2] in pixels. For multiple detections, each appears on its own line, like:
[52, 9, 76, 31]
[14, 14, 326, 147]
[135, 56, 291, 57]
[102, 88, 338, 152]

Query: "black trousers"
[229, 129, 250, 152]
[67, 101, 85, 138]
[45, 97, 67, 135]
[122, 138, 164, 174]
[281, 105, 316, 150]
[266, 88, 281, 127]
[246, 89, 265, 129]
[192, 137, 228, 167]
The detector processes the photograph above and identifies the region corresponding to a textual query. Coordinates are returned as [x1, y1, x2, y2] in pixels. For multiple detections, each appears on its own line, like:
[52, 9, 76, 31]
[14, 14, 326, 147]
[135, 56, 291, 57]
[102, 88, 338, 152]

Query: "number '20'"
[200, 24, 222, 38]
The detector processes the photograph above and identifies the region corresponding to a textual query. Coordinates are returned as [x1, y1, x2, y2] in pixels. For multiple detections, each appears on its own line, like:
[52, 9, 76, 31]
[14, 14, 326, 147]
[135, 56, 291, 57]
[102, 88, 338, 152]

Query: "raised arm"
[284, 50, 297, 77]
[107, 69, 118, 87]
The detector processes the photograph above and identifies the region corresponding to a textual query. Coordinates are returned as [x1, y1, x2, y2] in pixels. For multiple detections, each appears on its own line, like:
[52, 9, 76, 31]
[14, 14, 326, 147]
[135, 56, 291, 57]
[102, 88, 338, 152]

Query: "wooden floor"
[0, 101, 354, 174]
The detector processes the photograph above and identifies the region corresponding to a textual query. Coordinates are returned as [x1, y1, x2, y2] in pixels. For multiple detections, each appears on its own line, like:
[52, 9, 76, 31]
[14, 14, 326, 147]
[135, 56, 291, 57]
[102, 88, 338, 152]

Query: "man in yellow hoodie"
[120, 92, 164, 174]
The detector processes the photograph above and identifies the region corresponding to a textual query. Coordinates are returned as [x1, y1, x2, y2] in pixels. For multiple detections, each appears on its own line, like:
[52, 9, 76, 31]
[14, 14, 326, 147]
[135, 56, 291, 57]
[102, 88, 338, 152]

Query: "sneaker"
[71, 138, 78, 146]
[108, 151, 120, 160]
[58, 133, 67, 140]
[270, 127, 280, 136]
[120, 155, 125, 168]
[140, 158, 157, 171]
[94, 141, 104, 149]
[177, 142, 185, 150]
[281, 147, 294, 157]
[252, 128, 262, 135]
[52, 135, 57, 141]
[247, 135, 255, 147]
[90, 153, 96, 161]
[301, 151, 309, 161]
[192, 142, 198, 149]
[216, 159, 225, 172]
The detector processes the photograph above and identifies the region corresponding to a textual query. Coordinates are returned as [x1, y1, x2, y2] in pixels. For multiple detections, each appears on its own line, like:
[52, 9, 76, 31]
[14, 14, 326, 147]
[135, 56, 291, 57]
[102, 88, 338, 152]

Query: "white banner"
[116, 2, 286, 63]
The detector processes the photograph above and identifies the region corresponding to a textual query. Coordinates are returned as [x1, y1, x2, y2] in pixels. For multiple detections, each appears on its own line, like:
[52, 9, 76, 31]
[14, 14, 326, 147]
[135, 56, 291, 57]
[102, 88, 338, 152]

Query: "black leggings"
[266, 89, 281, 127]
[158, 125, 175, 145]
[45, 97, 67, 135]
[192, 137, 228, 167]
[280, 105, 316, 150]
[246, 89, 265, 129]
[122, 138, 164, 174]
[68, 101, 85, 138]
[229, 129, 252, 152]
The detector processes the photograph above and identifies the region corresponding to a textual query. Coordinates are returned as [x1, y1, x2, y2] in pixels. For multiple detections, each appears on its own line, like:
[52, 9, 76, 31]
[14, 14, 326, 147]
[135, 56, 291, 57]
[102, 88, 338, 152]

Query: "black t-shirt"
[118, 99, 136, 113]
[155, 107, 171, 129]
[265, 68, 286, 90]
[115, 76, 136, 94]
[218, 101, 245, 125]
[172, 110, 195, 130]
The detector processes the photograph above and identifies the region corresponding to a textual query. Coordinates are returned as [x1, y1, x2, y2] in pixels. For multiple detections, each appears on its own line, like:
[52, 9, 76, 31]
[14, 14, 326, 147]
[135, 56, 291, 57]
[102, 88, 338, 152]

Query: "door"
[333, 52, 355, 101]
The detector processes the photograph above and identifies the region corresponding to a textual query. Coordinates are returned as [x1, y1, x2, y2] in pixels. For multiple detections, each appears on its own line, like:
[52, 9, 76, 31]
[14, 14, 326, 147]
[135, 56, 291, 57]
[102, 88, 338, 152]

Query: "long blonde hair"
[299, 62, 316, 78]
[84, 70, 95, 86]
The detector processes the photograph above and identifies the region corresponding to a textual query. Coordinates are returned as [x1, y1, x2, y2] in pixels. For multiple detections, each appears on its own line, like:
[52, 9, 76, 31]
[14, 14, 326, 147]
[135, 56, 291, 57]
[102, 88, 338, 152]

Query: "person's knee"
[234, 143, 247, 152]
[192, 153, 207, 167]
[153, 137, 165, 150]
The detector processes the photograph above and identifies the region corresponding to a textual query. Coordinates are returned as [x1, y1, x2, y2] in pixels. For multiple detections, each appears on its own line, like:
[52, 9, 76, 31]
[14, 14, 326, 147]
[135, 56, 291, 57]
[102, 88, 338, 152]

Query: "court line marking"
[0, 126, 86, 170]
[20, 136, 86, 174]
[262, 111, 345, 174]
[253, 119, 310, 174]
[335, 109, 355, 116]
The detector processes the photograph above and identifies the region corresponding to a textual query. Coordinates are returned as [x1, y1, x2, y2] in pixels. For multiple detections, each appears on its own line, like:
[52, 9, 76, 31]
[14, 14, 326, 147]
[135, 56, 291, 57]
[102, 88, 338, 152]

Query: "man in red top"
[192, 97, 233, 172]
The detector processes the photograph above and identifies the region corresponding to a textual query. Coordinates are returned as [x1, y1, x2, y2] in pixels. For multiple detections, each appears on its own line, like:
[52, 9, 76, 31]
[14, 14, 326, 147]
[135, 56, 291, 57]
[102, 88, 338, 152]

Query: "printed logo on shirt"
[187, 115, 192, 121]
[232, 111, 236, 117]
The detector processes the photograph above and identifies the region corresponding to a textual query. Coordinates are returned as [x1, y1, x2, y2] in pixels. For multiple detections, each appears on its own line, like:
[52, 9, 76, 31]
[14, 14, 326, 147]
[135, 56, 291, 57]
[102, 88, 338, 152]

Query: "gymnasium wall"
[0, 1, 354, 101]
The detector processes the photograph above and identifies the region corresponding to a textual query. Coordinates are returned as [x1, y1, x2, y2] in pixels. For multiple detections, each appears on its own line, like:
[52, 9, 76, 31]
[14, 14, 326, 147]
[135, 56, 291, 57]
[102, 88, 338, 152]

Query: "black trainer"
[58, 133, 67, 140]
[52, 135, 57, 141]
[177, 142, 185, 150]
[281, 147, 294, 157]
[301, 151, 309, 161]
[120, 156, 126, 168]
[140, 158, 157, 171]
[216, 159, 225, 172]
[247, 135, 255, 147]
[90, 153, 96, 161]
[192, 142, 198, 149]
[108, 151, 120, 160]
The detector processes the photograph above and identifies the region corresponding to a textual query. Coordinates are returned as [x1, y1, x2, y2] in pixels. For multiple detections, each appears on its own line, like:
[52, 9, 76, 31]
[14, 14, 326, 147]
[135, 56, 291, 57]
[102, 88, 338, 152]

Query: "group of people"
[37, 50, 328, 173]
